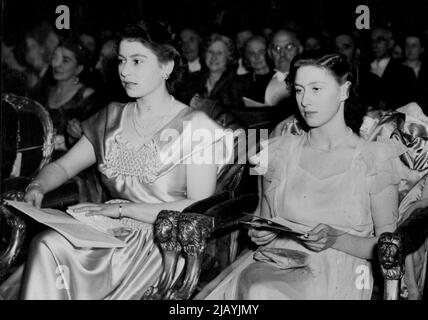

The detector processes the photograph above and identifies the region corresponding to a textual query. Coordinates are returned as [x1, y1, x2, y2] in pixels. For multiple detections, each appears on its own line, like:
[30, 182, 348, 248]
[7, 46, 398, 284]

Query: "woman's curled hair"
[117, 20, 187, 93]
[286, 50, 367, 134]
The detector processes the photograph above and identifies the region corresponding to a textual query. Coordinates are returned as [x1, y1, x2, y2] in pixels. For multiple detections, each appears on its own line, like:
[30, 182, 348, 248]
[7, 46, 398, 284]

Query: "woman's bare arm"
[329, 184, 399, 260]
[72, 162, 219, 224]
[27, 136, 96, 194]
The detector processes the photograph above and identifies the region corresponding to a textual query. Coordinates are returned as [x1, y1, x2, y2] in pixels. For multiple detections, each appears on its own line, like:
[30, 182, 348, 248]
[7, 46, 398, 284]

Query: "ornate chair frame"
[0, 93, 55, 281]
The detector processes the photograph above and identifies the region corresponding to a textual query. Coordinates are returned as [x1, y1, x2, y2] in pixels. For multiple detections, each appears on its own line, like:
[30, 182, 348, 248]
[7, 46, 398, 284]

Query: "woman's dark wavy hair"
[58, 39, 91, 68]
[286, 50, 367, 134]
[117, 20, 187, 93]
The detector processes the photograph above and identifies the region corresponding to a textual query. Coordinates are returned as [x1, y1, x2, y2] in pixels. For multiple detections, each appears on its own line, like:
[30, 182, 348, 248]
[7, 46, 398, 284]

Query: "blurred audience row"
[2, 20, 428, 154]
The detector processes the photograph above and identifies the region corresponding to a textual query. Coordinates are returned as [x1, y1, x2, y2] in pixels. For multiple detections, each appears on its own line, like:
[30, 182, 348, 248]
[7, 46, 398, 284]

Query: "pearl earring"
[162, 73, 170, 80]
[74, 76, 80, 85]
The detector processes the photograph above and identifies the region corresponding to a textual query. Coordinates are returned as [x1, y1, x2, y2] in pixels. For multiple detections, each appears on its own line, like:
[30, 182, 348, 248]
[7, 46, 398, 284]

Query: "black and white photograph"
[1, 0, 428, 306]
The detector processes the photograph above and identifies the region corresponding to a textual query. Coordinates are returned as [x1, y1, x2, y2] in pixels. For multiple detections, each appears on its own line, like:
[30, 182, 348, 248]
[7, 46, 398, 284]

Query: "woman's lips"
[304, 111, 318, 117]
[123, 81, 138, 88]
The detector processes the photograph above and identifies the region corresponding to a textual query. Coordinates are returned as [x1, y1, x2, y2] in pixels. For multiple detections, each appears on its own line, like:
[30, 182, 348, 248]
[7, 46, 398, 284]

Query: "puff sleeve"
[360, 138, 408, 195]
[249, 134, 298, 182]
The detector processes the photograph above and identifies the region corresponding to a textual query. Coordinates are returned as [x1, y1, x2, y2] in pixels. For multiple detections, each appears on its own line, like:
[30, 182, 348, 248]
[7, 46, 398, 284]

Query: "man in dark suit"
[370, 27, 417, 110]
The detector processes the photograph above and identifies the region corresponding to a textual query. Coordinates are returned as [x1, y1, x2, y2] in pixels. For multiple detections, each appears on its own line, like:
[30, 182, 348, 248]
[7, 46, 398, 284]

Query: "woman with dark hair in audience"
[184, 33, 246, 106]
[206, 51, 406, 300]
[0, 20, 232, 300]
[32, 39, 96, 154]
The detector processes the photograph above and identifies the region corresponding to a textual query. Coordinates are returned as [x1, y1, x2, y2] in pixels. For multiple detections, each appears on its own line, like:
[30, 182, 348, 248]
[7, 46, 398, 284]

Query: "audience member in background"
[392, 39, 404, 61]
[264, 28, 302, 107]
[403, 32, 428, 113]
[32, 39, 96, 155]
[77, 29, 100, 89]
[92, 39, 129, 112]
[370, 27, 417, 110]
[334, 32, 360, 63]
[262, 26, 274, 42]
[238, 35, 274, 105]
[79, 31, 97, 56]
[24, 22, 59, 93]
[184, 33, 245, 106]
[235, 28, 253, 75]
[304, 33, 323, 51]
[334, 31, 381, 109]
[1, 38, 29, 96]
[179, 28, 202, 73]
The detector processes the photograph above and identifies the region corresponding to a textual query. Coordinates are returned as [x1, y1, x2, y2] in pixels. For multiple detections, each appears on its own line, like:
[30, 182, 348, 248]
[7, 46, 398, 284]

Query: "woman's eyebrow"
[308, 81, 326, 85]
[129, 54, 147, 58]
[118, 54, 147, 58]
[295, 81, 326, 86]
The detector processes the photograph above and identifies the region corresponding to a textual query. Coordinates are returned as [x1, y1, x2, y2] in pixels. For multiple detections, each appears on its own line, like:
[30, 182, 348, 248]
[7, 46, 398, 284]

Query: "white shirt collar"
[273, 69, 288, 82]
[188, 58, 201, 73]
[370, 57, 390, 78]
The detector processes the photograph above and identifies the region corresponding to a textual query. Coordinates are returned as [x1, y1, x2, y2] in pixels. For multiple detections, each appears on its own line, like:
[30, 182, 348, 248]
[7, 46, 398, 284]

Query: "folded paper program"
[240, 213, 308, 236]
[5, 200, 127, 248]
[253, 247, 309, 269]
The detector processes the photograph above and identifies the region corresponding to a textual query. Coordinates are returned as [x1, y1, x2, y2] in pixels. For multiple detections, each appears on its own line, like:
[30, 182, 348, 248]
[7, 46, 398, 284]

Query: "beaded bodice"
[99, 135, 163, 184]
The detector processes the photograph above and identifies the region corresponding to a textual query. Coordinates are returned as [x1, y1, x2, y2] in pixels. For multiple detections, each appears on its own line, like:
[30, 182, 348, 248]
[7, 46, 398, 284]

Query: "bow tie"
[273, 70, 288, 82]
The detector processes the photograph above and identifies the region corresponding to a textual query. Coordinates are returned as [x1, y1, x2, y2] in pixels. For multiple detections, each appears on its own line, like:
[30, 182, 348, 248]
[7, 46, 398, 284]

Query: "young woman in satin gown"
[0, 21, 232, 300]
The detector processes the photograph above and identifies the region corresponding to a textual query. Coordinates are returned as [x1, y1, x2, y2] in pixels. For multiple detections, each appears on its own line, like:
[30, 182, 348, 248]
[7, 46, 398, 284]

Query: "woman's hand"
[24, 186, 44, 208]
[299, 223, 339, 252]
[248, 228, 279, 246]
[68, 203, 123, 219]
[67, 119, 83, 139]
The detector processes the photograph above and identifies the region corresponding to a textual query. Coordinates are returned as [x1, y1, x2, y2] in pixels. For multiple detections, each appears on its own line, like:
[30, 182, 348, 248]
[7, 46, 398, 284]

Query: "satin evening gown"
[0, 101, 232, 299]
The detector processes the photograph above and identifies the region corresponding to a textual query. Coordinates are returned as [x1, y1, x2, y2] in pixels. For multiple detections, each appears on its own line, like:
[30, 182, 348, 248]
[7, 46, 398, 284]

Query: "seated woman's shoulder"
[187, 108, 212, 123]
[106, 101, 128, 109]
[275, 132, 302, 145]
[263, 133, 301, 157]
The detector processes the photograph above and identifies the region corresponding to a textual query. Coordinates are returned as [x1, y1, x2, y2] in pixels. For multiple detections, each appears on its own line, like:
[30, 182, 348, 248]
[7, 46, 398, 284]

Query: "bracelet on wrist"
[25, 182, 44, 194]
[118, 204, 123, 219]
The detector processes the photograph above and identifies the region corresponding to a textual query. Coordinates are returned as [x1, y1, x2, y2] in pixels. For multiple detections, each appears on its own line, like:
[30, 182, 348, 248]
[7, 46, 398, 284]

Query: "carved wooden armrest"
[142, 210, 182, 300]
[166, 212, 214, 300]
[0, 201, 27, 282]
[203, 194, 259, 234]
[165, 194, 259, 300]
[378, 207, 428, 300]
[378, 232, 405, 300]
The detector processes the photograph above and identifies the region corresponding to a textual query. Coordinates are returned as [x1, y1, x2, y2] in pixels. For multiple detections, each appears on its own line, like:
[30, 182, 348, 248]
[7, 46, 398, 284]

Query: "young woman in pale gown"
[206, 50, 407, 300]
[0, 20, 232, 300]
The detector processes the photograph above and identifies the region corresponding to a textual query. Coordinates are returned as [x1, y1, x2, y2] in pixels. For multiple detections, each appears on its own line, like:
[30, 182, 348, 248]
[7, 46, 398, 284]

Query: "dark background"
[2, 0, 428, 39]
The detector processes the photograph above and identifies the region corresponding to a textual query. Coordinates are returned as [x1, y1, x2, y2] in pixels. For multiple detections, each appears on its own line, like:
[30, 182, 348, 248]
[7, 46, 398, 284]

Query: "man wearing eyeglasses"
[264, 29, 302, 107]
[369, 27, 417, 110]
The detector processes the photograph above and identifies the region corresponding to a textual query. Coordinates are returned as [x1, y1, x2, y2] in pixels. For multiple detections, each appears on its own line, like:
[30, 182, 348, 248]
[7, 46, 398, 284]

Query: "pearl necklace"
[306, 127, 354, 153]
[132, 96, 176, 141]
